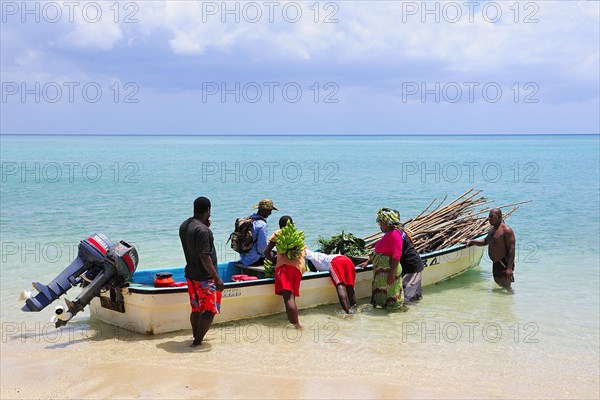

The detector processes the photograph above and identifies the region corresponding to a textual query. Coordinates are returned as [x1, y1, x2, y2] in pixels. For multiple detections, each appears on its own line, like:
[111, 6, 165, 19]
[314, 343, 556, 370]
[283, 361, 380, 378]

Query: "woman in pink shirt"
[359, 208, 405, 310]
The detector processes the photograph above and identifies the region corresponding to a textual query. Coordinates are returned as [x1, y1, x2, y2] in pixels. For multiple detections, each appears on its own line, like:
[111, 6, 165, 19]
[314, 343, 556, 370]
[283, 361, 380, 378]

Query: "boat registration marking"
[222, 288, 242, 298]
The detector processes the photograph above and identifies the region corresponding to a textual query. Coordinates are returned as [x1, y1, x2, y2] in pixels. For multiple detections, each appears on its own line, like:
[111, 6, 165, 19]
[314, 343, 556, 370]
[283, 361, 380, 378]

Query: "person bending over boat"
[179, 196, 225, 347]
[240, 199, 278, 266]
[264, 216, 306, 328]
[305, 250, 357, 314]
[357, 208, 409, 310]
[465, 208, 516, 290]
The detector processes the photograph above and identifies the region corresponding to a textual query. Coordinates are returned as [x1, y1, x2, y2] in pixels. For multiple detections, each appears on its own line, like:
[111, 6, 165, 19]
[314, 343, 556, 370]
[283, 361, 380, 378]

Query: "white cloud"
[56, 18, 123, 51]
[169, 30, 205, 55]
[124, 0, 597, 82]
[3, 1, 598, 93]
[24, 1, 126, 51]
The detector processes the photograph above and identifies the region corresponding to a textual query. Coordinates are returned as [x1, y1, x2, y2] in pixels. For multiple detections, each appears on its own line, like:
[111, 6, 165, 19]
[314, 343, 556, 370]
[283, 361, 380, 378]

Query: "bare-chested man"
[465, 208, 516, 290]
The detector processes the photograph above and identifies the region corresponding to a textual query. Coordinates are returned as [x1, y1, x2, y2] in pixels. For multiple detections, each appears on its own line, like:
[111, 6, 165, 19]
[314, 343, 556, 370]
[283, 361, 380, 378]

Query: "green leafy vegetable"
[317, 231, 367, 257]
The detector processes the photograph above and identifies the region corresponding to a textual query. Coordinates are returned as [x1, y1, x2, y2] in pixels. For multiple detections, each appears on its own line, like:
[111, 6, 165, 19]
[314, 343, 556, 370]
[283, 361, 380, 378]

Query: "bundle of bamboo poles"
[364, 189, 530, 254]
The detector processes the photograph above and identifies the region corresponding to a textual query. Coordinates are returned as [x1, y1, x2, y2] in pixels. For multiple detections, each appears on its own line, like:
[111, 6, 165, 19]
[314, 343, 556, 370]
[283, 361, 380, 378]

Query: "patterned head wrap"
[376, 207, 402, 227]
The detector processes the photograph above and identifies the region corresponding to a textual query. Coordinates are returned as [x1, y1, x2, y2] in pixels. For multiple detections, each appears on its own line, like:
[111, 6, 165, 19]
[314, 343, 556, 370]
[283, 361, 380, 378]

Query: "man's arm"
[504, 226, 516, 271]
[264, 237, 277, 263]
[255, 222, 269, 257]
[195, 229, 224, 291]
[465, 233, 489, 247]
[200, 253, 224, 291]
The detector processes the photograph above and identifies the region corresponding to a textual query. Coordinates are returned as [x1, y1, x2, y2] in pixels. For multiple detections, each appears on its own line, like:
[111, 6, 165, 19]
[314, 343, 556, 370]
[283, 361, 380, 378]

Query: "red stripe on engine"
[87, 237, 107, 254]
[123, 254, 135, 273]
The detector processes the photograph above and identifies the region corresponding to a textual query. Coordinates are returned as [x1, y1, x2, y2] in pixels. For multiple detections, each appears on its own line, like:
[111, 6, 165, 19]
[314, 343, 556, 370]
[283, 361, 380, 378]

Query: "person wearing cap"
[305, 249, 357, 314]
[358, 208, 421, 310]
[239, 199, 278, 266]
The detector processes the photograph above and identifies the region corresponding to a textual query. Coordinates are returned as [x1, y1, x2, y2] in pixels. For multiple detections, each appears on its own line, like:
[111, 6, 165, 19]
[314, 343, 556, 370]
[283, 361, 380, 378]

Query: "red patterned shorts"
[186, 278, 222, 314]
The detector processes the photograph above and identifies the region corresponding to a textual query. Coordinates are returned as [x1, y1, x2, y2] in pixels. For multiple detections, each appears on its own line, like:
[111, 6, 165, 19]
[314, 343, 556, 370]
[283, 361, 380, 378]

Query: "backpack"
[228, 215, 265, 253]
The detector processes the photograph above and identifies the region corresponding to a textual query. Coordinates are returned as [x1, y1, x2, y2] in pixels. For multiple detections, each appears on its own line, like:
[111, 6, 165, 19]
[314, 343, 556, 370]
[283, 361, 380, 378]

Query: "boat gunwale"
[126, 240, 482, 295]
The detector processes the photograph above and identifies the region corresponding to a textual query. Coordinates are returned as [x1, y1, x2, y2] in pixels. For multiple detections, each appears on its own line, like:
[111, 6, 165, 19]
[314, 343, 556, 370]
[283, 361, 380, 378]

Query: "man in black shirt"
[179, 196, 224, 346]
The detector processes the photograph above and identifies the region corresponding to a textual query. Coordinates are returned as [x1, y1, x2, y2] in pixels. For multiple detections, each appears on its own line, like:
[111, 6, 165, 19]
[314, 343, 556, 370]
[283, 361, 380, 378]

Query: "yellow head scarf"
[376, 208, 401, 227]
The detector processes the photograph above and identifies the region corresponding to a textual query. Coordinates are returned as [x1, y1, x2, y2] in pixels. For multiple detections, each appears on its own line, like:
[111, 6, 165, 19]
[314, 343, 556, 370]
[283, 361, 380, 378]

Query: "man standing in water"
[466, 208, 516, 290]
[180, 196, 224, 346]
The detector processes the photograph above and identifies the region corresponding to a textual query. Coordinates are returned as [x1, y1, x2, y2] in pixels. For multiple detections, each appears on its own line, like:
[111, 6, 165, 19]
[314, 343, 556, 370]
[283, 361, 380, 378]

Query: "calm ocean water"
[1, 135, 599, 396]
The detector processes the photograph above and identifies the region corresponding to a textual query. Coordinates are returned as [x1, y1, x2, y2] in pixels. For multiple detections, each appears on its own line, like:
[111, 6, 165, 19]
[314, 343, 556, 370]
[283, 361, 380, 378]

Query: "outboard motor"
[21, 233, 138, 328]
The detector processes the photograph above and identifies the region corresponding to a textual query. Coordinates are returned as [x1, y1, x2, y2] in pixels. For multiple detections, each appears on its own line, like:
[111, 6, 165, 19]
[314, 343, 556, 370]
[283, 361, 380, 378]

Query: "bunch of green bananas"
[276, 220, 305, 260]
[263, 258, 274, 278]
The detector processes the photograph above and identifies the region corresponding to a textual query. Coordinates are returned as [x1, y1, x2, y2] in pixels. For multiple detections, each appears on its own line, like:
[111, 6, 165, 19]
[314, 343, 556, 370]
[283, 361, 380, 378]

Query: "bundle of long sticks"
[364, 189, 530, 254]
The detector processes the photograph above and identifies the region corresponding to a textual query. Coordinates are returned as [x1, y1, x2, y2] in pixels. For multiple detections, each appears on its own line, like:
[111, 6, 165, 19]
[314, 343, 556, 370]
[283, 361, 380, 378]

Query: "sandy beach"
[1, 316, 438, 399]
[2, 303, 599, 399]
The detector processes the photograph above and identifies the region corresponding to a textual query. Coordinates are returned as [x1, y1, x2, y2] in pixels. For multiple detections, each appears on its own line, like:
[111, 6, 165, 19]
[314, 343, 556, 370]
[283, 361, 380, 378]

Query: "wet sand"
[0, 323, 442, 399]
[2, 308, 599, 399]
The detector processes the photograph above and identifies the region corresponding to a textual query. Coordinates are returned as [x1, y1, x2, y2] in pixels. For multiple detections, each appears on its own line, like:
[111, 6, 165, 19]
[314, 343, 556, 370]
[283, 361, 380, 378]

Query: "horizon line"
[1, 133, 599, 137]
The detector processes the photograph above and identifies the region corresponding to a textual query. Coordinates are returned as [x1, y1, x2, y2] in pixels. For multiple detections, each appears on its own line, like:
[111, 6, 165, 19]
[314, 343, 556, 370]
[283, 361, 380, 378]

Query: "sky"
[1, 0, 599, 135]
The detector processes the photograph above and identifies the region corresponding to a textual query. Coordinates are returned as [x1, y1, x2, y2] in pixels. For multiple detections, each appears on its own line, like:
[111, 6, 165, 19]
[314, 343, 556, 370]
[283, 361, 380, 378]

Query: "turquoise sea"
[1, 135, 599, 397]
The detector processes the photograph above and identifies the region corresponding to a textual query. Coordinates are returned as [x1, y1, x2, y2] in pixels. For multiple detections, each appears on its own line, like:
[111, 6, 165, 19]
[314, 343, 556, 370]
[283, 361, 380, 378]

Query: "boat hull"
[89, 245, 484, 334]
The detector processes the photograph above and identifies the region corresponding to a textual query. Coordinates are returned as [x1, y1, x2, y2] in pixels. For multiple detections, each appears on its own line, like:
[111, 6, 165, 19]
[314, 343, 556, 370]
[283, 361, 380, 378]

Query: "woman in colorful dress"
[358, 208, 406, 310]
